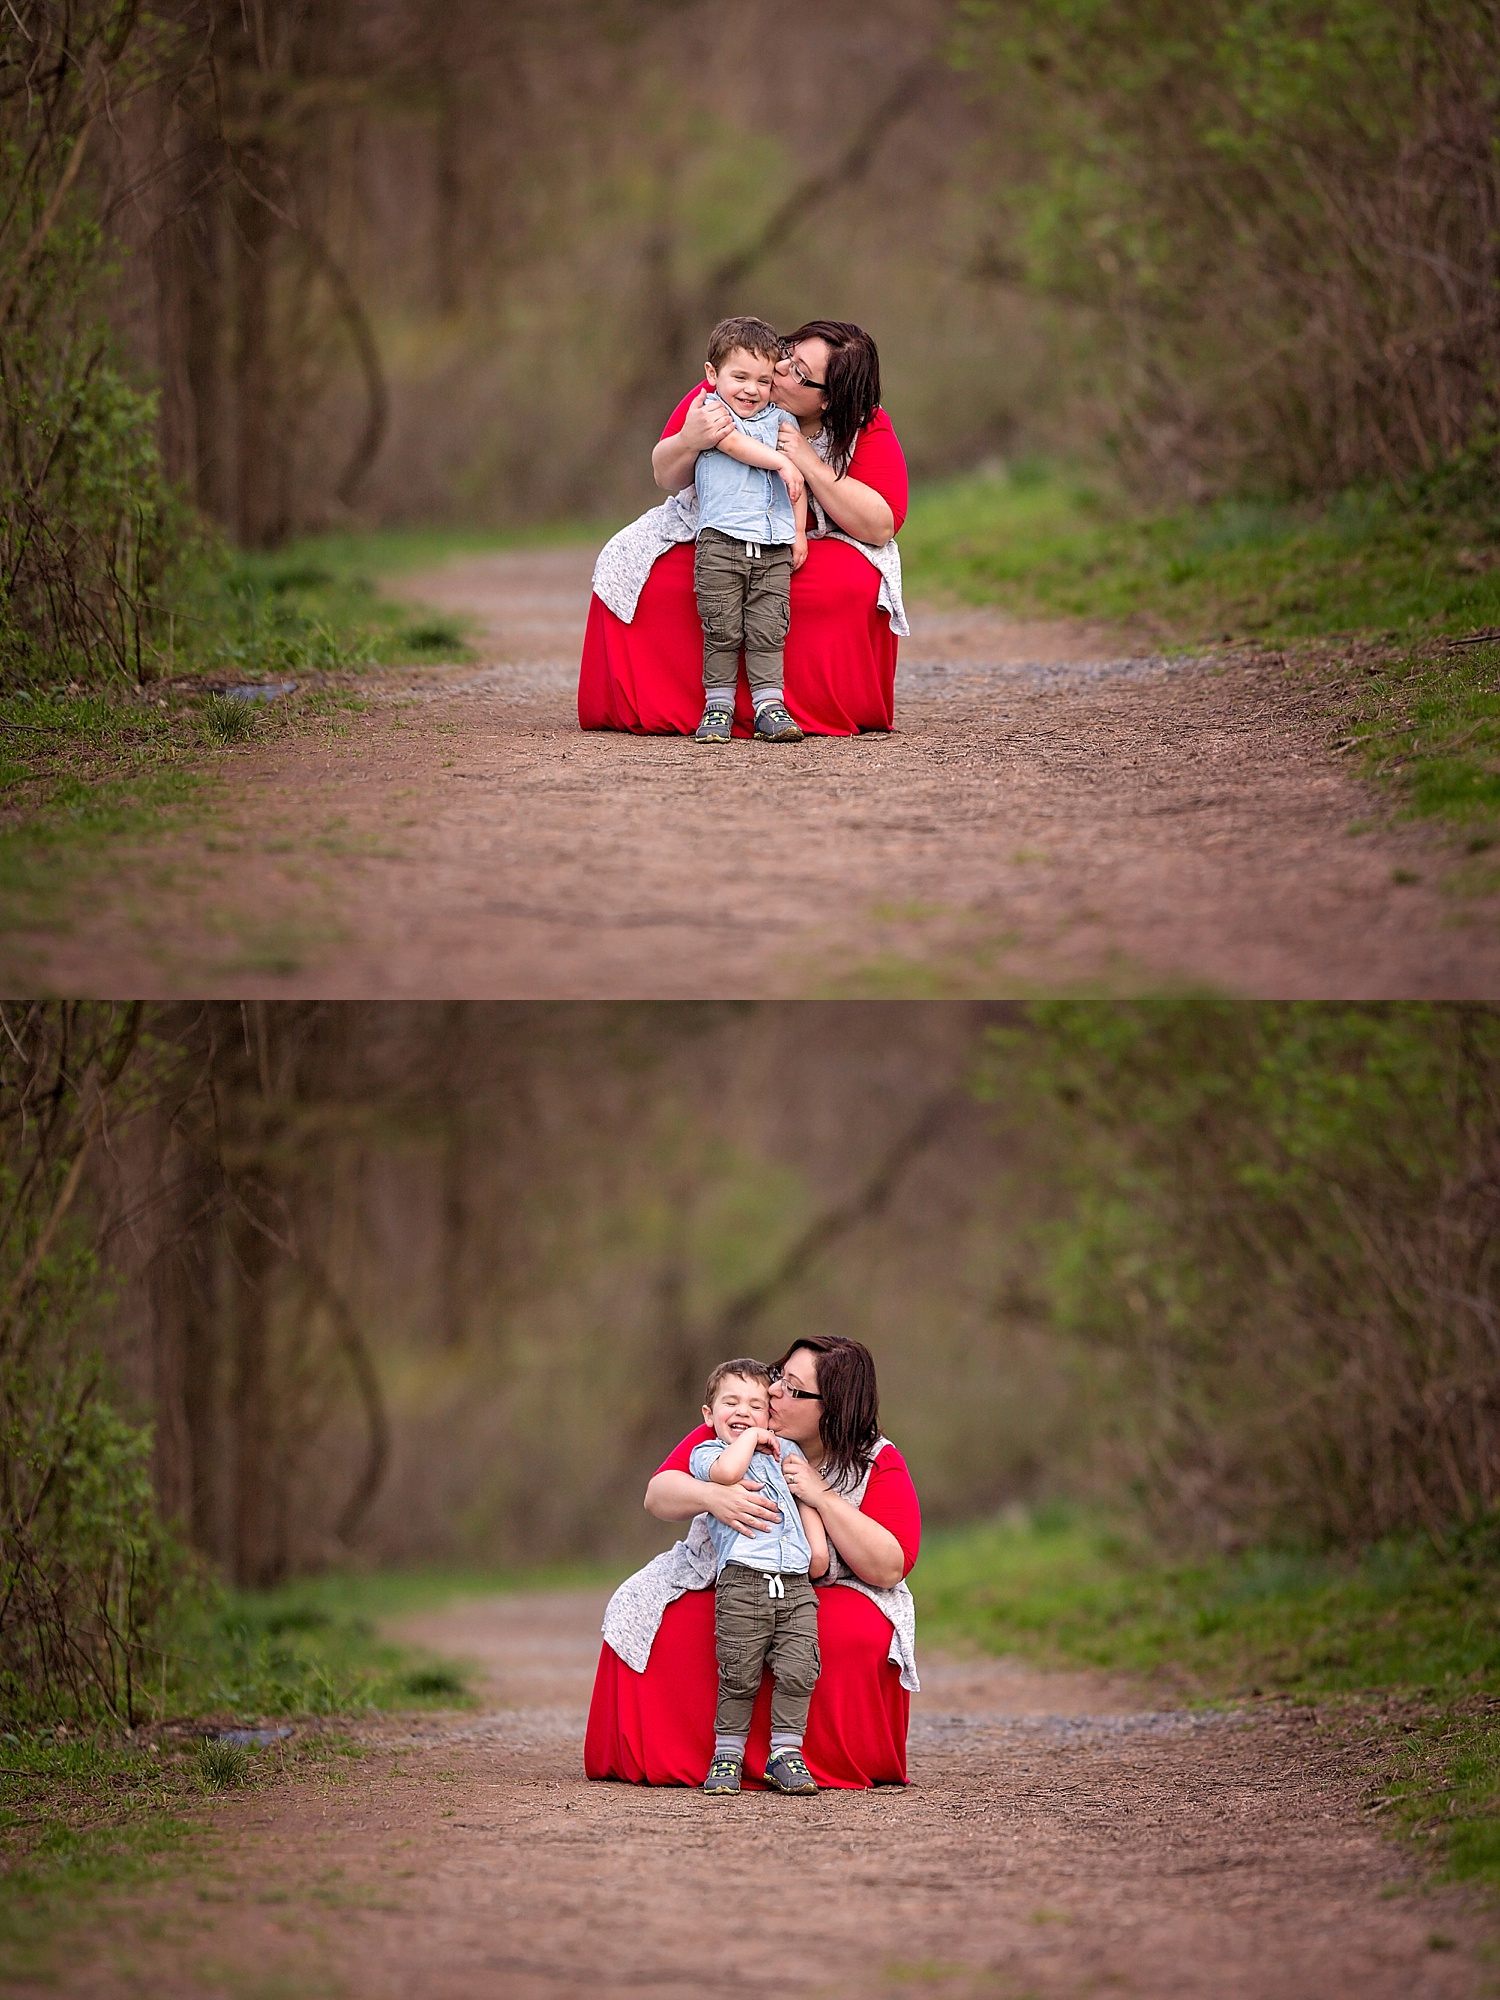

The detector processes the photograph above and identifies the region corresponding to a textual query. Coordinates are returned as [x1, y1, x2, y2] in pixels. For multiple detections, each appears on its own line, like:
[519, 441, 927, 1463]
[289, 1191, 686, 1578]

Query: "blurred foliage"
[0, 1006, 199, 1727]
[957, 0, 1500, 496]
[979, 1003, 1500, 1547]
[0, 6, 196, 688]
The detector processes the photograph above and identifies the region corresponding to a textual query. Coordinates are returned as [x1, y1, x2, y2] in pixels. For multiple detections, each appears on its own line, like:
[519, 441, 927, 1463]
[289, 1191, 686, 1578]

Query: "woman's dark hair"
[772, 1335, 880, 1491]
[782, 321, 881, 478]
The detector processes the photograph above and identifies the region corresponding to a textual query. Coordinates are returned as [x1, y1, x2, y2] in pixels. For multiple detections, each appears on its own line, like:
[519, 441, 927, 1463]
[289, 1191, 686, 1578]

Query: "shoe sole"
[754, 732, 804, 743]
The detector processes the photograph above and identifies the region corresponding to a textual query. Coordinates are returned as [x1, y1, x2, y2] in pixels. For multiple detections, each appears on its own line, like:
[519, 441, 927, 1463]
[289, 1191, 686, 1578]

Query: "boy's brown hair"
[706, 315, 782, 369]
[704, 1357, 772, 1405]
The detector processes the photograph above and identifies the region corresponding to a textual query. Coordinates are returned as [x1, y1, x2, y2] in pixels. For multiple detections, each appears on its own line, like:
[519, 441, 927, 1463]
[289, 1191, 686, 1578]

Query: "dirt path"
[27, 1588, 1489, 1999]
[16, 546, 1500, 997]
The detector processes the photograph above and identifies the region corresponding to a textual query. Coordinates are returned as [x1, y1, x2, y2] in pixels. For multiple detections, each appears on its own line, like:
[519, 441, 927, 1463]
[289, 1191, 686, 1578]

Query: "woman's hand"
[775, 419, 894, 546]
[678, 387, 734, 453]
[650, 388, 733, 493]
[645, 1465, 780, 1532]
[778, 422, 810, 465]
[780, 1453, 832, 1510]
[702, 1476, 783, 1538]
[781, 1456, 906, 1587]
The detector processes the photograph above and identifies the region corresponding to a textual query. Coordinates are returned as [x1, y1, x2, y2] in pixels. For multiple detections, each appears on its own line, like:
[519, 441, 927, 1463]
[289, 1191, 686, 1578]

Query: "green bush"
[979, 1003, 1500, 1548]
[0, 1008, 201, 1726]
[0, 220, 192, 691]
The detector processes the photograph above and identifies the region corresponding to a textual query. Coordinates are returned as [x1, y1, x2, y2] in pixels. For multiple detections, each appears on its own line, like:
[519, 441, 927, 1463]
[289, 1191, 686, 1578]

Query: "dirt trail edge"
[25, 1586, 1490, 2000]
[18, 544, 1500, 997]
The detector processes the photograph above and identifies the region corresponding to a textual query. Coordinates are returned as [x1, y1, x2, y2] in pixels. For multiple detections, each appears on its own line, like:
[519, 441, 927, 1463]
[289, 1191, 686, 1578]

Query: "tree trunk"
[229, 1198, 280, 1586]
[232, 157, 281, 547]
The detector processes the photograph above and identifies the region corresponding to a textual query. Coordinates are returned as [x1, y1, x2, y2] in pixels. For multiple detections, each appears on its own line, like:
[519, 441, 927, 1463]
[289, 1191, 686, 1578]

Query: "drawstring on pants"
[767, 1573, 785, 1599]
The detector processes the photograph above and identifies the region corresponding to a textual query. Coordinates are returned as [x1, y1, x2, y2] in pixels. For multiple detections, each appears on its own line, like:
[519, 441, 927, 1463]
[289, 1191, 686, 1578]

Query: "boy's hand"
[778, 461, 805, 506]
[791, 533, 808, 572]
[750, 1426, 780, 1455]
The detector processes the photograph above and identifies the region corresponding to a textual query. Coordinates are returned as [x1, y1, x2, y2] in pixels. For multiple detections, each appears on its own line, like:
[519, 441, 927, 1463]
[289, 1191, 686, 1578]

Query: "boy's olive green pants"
[713, 1562, 821, 1737]
[694, 527, 794, 699]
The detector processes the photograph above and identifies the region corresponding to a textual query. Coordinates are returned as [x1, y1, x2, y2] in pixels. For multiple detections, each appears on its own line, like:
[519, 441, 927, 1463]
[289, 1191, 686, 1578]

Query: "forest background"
[3, 0, 1500, 1948]
[5, 997, 1499, 1704]
[6, 990, 1500, 1942]
[3, 0, 1499, 688]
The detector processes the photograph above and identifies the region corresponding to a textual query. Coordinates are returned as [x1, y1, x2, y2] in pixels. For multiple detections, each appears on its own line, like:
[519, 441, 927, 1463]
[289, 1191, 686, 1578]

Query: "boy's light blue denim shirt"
[693, 395, 798, 546]
[689, 1436, 813, 1575]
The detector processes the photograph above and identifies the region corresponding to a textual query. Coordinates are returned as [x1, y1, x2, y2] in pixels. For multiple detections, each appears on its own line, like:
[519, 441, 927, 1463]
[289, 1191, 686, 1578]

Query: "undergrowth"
[918, 1507, 1500, 1892]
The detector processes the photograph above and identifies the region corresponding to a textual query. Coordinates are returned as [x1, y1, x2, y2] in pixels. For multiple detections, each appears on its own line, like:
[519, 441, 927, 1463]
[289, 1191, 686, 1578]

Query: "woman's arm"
[798, 1500, 830, 1580]
[779, 1458, 904, 1588]
[645, 1467, 783, 1537]
[778, 426, 895, 546]
[652, 388, 734, 493]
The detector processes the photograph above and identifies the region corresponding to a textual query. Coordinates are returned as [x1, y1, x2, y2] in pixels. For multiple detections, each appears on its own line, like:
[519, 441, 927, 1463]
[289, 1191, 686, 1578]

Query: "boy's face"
[705, 347, 777, 420]
[703, 1373, 771, 1444]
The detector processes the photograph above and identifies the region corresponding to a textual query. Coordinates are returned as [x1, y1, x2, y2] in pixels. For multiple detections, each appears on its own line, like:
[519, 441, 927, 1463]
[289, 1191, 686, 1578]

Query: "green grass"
[918, 1507, 1500, 1892]
[0, 692, 215, 932]
[165, 1577, 488, 1723]
[902, 467, 1500, 645]
[171, 1558, 625, 1721]
[0, 1727, 374, 1984]
[1340, 638, 1500, 838]
[225, 1557, 627, 1627]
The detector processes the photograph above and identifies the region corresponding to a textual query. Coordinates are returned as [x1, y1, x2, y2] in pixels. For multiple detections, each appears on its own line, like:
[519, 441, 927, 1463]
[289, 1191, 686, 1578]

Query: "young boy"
[691, 316, 809, 746]
[690, 1358, 829, 1795]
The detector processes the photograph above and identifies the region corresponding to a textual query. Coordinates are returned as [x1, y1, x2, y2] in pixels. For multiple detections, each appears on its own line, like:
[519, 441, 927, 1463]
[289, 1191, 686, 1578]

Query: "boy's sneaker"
[753, 701, 803, 743]
[703, 1754, 743, 1794]
[763, 1749, 817, 1795]
[695, 706, 734, 743]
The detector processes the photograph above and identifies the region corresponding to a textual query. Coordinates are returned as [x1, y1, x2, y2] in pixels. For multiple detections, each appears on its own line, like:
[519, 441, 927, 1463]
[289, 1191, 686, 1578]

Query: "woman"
[578, 322, 910, 738]
[584, 1335, 921, 1789]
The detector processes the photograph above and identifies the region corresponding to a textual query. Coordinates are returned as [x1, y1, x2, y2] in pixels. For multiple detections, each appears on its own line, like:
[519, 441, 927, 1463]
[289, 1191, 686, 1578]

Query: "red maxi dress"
[584, 1426, 921, 1789]
[577, 390, 910, 738]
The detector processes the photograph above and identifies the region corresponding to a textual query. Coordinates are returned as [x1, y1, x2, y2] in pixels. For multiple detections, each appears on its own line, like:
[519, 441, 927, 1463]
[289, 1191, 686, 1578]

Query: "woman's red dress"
[577, 390, 909, 738]
[584, 1427, 921, 1790]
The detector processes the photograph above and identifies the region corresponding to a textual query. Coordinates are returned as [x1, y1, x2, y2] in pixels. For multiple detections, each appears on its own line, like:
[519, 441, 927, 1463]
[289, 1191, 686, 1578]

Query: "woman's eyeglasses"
[769, 1369, 820, 1401]
[781, 359, 826, 392]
